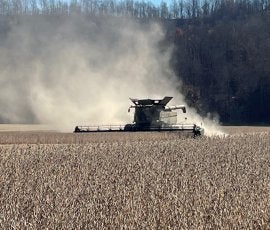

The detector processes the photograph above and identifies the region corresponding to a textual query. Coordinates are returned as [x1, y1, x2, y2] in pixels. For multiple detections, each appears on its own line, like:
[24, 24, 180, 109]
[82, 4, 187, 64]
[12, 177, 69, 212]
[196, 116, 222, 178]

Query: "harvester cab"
[126, 96, 186, 128]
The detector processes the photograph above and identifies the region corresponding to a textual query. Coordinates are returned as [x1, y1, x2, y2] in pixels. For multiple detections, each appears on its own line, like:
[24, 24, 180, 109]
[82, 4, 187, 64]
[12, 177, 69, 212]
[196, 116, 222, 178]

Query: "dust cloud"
[0, 16, 222, 135]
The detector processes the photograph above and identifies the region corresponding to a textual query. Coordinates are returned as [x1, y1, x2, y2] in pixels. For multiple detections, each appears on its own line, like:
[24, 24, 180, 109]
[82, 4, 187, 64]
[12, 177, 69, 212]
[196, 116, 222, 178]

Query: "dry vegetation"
[0, 129, 270, 229]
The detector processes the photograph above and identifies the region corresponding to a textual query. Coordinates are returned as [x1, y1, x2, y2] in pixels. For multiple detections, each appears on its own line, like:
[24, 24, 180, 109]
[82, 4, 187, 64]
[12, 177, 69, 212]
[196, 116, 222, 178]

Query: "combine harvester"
[74, 96, 204, 137]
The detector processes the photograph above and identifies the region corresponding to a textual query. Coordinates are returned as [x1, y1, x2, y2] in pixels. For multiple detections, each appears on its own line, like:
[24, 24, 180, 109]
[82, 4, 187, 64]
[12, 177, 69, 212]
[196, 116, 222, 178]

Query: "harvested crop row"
[0, 132, 269, 229]
[0, 131, 192, 145]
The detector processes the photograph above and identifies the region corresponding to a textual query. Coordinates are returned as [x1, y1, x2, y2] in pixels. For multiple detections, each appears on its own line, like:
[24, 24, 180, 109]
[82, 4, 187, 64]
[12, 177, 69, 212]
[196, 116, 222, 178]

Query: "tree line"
[0, 0, 269, 19]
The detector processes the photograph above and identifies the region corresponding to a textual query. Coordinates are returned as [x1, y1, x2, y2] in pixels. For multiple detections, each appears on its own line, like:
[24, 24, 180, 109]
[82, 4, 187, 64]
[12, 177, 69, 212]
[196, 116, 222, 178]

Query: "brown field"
[221, 125, 270, 134]
[0, 125, 269, 229]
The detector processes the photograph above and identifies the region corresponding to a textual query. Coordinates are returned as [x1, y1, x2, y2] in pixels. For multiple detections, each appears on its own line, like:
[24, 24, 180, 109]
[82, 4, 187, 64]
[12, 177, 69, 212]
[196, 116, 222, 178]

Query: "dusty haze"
[0, 16, 221, 135]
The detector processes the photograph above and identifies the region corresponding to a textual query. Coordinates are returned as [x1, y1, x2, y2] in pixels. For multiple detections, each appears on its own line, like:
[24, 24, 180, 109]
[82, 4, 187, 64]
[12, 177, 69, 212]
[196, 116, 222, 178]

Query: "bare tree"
[171, 0, 179, 18]
[160, 1, 169, 18]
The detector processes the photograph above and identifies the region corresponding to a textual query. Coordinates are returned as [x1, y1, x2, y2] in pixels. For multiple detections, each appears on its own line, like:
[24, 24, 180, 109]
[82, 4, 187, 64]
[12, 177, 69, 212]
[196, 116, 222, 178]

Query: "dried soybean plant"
[0, 131, 269, 229]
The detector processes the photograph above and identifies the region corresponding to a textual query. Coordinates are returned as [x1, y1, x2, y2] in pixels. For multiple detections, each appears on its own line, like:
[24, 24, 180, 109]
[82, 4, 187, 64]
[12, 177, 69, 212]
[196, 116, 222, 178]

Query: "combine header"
[74, 96, 204, 136]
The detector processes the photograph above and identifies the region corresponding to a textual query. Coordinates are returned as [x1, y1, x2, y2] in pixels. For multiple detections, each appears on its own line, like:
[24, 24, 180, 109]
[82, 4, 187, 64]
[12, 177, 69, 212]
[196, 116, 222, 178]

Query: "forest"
[0, 0, 269, 124]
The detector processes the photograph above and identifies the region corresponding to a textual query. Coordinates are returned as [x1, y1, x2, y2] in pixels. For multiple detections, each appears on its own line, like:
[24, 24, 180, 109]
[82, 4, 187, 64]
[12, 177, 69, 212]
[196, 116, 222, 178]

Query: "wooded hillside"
[171, 14, 270, 124]
[0, 0, 269, 124]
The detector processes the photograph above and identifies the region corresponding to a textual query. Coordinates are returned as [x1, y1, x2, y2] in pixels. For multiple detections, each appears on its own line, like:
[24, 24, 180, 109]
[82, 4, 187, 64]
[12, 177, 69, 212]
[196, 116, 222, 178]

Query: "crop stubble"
[0, 130, 269, 229]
